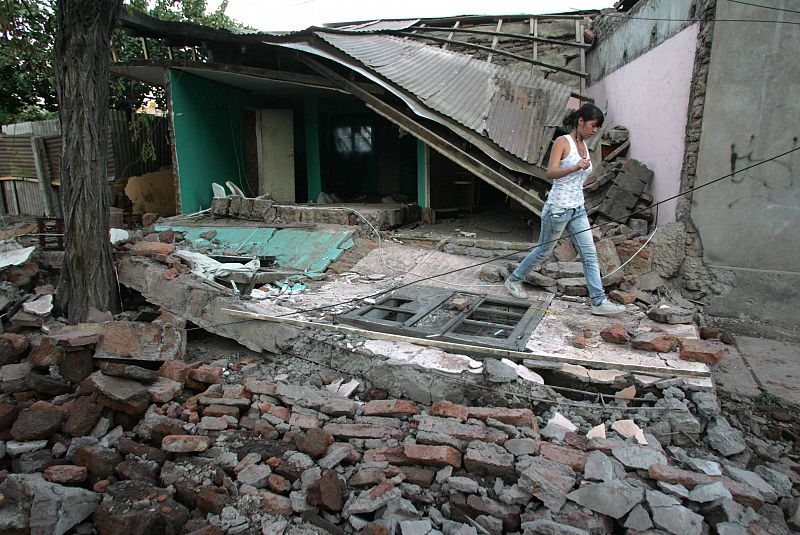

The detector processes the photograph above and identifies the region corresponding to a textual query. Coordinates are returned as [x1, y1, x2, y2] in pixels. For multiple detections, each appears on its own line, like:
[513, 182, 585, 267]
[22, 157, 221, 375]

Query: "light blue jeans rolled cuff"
[511, 203, 606, 306]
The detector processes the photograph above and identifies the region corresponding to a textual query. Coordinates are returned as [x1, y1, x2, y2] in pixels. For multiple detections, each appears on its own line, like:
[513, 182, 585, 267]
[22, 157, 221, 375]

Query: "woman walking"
[505, 103, 626, 316]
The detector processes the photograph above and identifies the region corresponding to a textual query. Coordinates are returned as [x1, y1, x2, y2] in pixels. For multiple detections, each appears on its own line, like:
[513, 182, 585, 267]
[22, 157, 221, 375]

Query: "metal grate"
[337, 286, 546, 351]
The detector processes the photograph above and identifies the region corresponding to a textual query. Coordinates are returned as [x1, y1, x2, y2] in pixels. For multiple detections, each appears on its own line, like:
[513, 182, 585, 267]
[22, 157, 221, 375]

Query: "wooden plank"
[393, 31, 588, 79]
[221, 308, 711, 378]
[442, 20, 459, 51]
[530, 18, 539, 76]
[0, 222, 37, 240]
[382, 25, 592, 49]
[31, 136, 59, 217]
[576, 20, 586, 96]
[486, 19, 503, 64]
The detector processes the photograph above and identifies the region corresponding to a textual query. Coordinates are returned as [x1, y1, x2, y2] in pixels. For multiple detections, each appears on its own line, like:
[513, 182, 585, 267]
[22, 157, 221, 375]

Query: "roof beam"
[390, 30, 588, 79]
[407, 25, 592, 49]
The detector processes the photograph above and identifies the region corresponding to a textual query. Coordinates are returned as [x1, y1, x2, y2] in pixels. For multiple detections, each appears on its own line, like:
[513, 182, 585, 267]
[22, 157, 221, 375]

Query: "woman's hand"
[575, 158, 591, 171]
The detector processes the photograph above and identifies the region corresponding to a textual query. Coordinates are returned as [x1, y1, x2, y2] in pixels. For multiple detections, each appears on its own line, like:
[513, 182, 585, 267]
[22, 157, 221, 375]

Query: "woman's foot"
[505, 277, 528, 299]
[591, 298, 626, 316]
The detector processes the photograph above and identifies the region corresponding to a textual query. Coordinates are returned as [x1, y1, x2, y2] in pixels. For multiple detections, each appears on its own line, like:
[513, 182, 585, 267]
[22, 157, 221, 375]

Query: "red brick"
[28, 337, 64, 367]
[189, 364, 224, 384]
[0, 333, 29, 362]
[203, 404, 240, 418]
[268, 406, 291, 421]
[360, 524, 390, 535]
[571, 335, 588, 349]
[323, 423, 404, 440]
[699, 326, 721, 340]
[632, 333, 678, 353]
[430, 400, 468, 422]
[295, 428, 334, 459]
[363, 447, 412, 465]
[44, 465, 87, 483]
[403, 444, 462, 468]
[159, 360, 199, 383]
[132, 241, 176, 257]
[609, 290, 636, 305]
[539, 443, 587, 471]
[368, 480, 396, 499]
[648, 464, 763, 509]
[362, 399, 419, 416]
[679, 339, 724, 364]
[600, 324, 630, 344]
[243, 378, 277, 396]
[467, 407, 537, 430]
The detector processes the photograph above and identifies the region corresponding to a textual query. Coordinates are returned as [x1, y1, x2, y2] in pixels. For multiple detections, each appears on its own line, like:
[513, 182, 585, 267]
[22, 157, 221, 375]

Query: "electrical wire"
[600, 12, 800, 25]
[184, 143, 800, 332]
[269, 144, 800, 319]
[725, 0, 800, 15]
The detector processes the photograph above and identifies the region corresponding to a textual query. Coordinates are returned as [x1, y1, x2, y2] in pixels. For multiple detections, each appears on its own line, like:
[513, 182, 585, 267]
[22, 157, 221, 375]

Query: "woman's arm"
[546, 137, 589, 180]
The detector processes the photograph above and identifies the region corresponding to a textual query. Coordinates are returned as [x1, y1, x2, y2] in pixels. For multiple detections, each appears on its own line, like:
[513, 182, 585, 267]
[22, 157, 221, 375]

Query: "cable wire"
[725, 0, 800, 15]
[600, 12, 800, 25]
[269, 144, 800, 319]
[184, 143, 800, 332]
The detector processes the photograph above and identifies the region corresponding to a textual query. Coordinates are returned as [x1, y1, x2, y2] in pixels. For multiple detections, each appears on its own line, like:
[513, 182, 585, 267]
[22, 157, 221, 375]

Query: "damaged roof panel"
[487, 69, 571, 163]
[155, 226, 354, 273]
[316, 32, 571, 164]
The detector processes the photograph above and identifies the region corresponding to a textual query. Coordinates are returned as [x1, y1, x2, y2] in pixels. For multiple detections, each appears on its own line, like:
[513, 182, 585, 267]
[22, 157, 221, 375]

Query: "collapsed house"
[0, 0, 798, 533]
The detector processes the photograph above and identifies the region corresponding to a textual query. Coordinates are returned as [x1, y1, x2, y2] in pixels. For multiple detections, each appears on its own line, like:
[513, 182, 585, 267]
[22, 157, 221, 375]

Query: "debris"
[541, 412, 578, 441]
[610, 419, 647, 445]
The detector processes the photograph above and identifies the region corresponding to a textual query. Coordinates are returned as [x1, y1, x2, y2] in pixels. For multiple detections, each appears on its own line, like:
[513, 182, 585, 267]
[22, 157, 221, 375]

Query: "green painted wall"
[304, 96, 322, 202]
[170, 70, 253, 213]
[417, 139, 428, 207]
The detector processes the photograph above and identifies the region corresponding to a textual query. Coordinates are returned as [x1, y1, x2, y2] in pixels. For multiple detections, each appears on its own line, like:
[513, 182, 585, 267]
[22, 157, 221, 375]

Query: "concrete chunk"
[566, 480, 643, 519]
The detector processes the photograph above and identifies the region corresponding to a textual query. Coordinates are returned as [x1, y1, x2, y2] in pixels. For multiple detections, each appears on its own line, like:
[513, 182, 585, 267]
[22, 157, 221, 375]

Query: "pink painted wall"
[587, 24, 698, 224]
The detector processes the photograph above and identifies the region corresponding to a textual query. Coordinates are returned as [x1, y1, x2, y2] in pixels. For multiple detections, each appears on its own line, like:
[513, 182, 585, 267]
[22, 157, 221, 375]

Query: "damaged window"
[337, 286, 546, 351]
[334, 125, 373, 155]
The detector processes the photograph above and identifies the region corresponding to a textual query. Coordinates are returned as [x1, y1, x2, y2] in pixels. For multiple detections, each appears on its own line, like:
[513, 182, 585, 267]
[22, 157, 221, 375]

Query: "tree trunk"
[54, 0, 122, 322]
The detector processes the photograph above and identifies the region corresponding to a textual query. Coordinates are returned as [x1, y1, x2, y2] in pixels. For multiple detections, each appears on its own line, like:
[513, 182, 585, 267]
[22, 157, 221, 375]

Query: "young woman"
[505, 103, 626, 316]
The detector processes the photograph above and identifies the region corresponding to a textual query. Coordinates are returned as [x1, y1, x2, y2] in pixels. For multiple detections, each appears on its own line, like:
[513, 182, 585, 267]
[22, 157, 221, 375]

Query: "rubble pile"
[1, 328, 798, 534]
[209, 195, 411, 231]
[585, 158, 653, 228]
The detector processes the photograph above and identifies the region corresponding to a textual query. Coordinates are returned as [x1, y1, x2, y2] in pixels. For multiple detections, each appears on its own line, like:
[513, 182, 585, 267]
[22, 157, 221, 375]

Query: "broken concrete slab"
[94, 320, 185, 362]
[706, 416, 746, 457]
[611, 445, 667, 470]
[566, 480, 643, 519]
[88, 371, 149, 414]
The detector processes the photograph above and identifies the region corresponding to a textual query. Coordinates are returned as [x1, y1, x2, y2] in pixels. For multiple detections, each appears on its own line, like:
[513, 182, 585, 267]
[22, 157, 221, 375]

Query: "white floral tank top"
[548, 134, 591, 209]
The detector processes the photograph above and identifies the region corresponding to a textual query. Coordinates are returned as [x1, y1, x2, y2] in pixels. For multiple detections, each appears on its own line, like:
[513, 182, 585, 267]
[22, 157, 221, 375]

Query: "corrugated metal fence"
[0, 111, 171, 216]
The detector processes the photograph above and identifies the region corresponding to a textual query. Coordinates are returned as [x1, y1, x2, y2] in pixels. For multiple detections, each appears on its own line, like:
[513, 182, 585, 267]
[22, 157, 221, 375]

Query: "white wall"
[587, 24, 698, 223]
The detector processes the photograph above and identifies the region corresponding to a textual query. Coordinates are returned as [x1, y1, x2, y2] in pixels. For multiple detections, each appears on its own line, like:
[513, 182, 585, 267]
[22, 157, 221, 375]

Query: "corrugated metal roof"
[332, 19, 421, 32]
[316, 32, 571, 165]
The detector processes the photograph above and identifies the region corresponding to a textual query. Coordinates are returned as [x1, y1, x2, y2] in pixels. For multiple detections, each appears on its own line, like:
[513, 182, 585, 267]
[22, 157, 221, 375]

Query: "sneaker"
[505, 277, 528, 299]
[591, 298, 627, 316]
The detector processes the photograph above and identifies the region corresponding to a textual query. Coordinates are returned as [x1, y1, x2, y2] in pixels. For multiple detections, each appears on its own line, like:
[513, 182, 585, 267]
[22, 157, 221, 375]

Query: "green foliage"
[129, 111, 157, 164]
[0, 0, 57, 125]
[1, 0, 244, 125]
[757, 392, 781, 406]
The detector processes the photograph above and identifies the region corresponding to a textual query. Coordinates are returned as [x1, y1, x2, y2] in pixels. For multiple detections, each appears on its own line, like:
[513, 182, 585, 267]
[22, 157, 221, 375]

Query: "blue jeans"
[511, 203, 606, 305]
